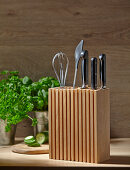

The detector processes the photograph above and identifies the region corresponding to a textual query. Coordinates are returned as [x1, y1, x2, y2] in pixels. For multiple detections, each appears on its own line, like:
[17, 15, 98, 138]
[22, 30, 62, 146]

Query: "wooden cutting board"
[12, 143, 49, 154]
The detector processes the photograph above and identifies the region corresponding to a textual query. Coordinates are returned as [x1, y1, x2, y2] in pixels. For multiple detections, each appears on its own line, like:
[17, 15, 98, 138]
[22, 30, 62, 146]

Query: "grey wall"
[0, 0, 130, 137]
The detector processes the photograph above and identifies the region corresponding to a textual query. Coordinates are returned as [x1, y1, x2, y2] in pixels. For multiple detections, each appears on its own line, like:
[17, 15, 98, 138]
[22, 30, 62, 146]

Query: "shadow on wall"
[103, 156, 130, 165]
[15, 112, 34, 137]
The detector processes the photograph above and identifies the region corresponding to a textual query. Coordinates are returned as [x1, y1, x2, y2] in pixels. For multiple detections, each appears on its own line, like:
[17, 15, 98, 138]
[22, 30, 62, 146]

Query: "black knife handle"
[81, 50, 88, 88]
[91, 57, 97, 90]
[99, 54, 106, 89]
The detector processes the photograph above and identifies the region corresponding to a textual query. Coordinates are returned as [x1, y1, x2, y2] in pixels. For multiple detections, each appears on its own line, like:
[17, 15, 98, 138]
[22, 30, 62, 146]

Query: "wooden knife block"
[48, 87, 110, 163]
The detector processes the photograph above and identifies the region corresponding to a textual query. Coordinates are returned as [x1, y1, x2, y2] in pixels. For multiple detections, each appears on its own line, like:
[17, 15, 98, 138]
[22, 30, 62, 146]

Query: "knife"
[81, 50, 89, 89]
[91, 57, 97, 90]
[99, 54, 106, 89]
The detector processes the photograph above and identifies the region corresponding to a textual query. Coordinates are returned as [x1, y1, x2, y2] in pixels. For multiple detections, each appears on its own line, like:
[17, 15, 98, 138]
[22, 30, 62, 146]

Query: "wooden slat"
[67, 89, 71, 160]
[75, 89, 79, 162]
[78, 89, 83, 162]
[71, 89, 75, 161]
[59, 89, 64, 160]
[90, 90, 94, 163]
[86, 89, 90, 163]
[82, 89, 87, 162]
[56, 89, 60, 160]
[48, 88, 52, 159]
[94, 90, 98, 163]
[52, 89, 56, 159]
[49, 87, 110, 163]
[63, 89, 67, 160]
[95, 89, 110, 163]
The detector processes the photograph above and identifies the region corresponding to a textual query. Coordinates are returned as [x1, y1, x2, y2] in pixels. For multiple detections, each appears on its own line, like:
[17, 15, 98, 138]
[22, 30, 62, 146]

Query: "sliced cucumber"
[36, 131, 49, 144]
[28, 142, 40, 147]
[24, 136, 36, 144]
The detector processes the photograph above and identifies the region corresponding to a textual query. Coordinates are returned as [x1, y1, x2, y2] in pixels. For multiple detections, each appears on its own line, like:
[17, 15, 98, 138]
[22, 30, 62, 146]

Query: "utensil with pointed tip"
[81, 50, 89, 88]
[73, 40, 84, 88]
[99, 54, 106, 89]
[91, 57, 97, 90]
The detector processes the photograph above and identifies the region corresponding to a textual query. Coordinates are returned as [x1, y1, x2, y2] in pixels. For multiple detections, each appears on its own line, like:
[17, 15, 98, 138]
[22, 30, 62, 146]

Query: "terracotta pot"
[34, 111, 48, 136]
[0, 119, 16, 146]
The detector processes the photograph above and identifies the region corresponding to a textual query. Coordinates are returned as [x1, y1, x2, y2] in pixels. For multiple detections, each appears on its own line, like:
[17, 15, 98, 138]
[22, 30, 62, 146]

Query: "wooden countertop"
[0, 138, 130, 167]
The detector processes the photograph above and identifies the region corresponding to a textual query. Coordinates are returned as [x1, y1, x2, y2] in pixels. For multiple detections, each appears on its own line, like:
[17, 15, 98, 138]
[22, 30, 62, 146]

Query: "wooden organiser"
[48, 87, 110, 163]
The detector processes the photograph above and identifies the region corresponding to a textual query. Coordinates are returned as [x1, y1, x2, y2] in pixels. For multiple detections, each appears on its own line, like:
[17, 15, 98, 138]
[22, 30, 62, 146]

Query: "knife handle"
[81, 50, 89, 88]
[91, 57, 97, 90]
[99, 54, 106, 89]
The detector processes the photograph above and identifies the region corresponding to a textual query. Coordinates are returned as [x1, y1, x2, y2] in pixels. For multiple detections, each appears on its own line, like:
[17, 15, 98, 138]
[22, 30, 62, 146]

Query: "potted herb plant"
[0, 71, 37, 145]
[31, 77, 59, 135]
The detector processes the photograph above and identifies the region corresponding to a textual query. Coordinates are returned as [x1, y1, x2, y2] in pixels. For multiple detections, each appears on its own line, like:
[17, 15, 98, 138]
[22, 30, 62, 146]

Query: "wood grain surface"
[0, 138, 130, 167]
[0, 0, 129, 137]
[12, 143, 49, 154]
[94, 89, 110, 163]
[49, 87, 110, 163]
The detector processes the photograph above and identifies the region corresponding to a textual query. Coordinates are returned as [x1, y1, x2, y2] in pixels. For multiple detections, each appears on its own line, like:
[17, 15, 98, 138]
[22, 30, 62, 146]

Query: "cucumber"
[27, 142, 40, 147]
[36, 131, 49, 144]
[24, 136, 36, 144]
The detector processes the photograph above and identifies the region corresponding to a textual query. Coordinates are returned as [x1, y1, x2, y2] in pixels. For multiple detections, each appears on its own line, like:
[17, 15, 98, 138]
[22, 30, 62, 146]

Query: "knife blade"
[81, 50, 89, 88]
[99, 54, 106, 89]
[91, 57, 97, 90]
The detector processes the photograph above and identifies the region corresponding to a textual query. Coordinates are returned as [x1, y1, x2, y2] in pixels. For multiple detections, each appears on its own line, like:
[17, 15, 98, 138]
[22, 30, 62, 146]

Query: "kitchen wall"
[0, 0, 130, 137]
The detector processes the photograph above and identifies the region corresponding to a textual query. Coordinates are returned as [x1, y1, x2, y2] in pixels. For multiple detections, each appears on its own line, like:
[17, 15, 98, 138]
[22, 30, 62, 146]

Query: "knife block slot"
[48, 87, 110, 163]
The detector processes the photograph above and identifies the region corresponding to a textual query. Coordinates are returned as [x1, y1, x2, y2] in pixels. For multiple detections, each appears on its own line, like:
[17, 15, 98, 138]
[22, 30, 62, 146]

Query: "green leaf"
[22, 76, 32, 85]
[9, 71, 19, 75]
[38, 90, 42, 98]
[37, 99, 44, 110]
[0, 70, 9, 75]
[52, 80, 60, 87]
[39, 77, 51, 85]
[42, 84, 48, 91]
[5, 124, 11, 132]
[0, 74, 60, 132]
[41, 89, 46, 98]
[32, 96, 38, 102]
[32, 118, 37, 126]
[0, 71, 35, 132]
